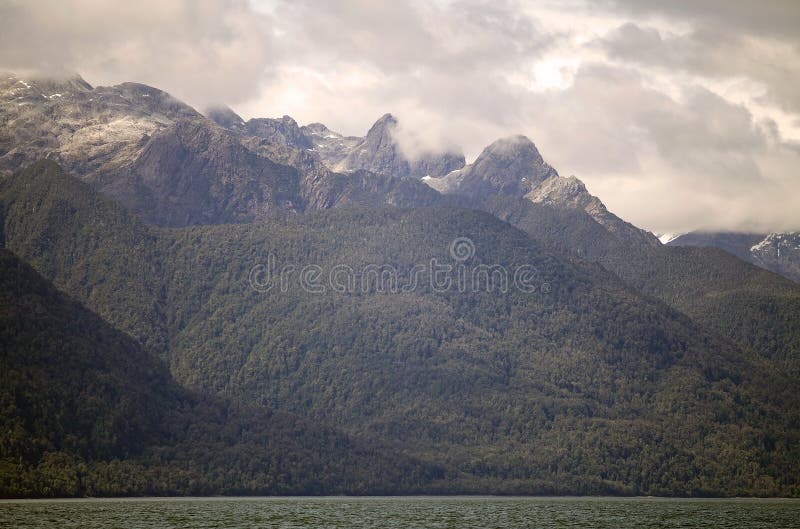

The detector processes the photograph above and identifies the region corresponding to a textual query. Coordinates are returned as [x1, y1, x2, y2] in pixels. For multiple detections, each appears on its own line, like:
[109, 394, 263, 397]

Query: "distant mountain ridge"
[4, 73, 798, 371]
[669, 231, 800, 283]
[1, 72, 655, 249]
[206, 108, 466, 178]
[0, 74, 441, 225]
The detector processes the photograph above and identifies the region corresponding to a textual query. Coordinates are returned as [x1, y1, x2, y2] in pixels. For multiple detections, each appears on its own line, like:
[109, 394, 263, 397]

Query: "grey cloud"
[275, 0, 557, 76]
[0, 0, 276, 107]
[518, 64, 799, 232]
[598, 22, 800, 113]
[277, 0, 434, 73]
[604, 0, 800, 40]
[642, 88, 767, 163]
[248, 0, 558, 155]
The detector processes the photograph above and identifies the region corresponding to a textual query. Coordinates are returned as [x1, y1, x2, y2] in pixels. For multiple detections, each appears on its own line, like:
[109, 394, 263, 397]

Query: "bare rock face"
[425, 134, 658, 246]
[300, 122, 363, 168]
[244, 115, 313, 149]
[237, 131, 442, 213]
[527, 175, 659, 247]
[303, 169, 443, 210]
[0, 72, 657, 246]
[748, 233, 800, 283]
[0, 73, 200, 180]
[338, 114, 403, 175]
[210, 111, 465, 179]
[113, 119, 305, 226]
[1, 74, 312, 225]
[1, 74, 450, 226]
[427, 135, 557, 197]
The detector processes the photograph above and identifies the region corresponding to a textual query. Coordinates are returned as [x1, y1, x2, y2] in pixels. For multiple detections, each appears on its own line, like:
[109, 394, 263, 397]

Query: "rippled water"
[1, 496, 799, 528]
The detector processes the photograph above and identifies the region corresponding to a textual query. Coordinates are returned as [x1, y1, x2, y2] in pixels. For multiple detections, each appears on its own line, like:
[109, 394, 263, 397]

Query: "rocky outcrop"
[244, 115, 313, 149]
[111, 119, 305, 226]
[0, 72, 659, 245]
[0, 73, 200, 180]
[526, 175, 658, 246]
[1, 74, 451, 226]
[426, 134, 658, 246]
[426, 135, 557, 196]
[300, 122, 363, 168]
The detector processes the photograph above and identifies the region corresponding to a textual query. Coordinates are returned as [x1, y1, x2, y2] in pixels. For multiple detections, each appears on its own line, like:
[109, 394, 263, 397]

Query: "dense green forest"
[0, 248, 442, 497]
[1, 161, 799, 497]
[482, 195, 800, 376]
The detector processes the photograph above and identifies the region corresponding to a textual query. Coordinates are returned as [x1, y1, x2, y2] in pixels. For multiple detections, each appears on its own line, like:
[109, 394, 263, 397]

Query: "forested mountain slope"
[0, 247, 440, 497]
[2, 161, 799, 496]
[482, 196, 800, 375]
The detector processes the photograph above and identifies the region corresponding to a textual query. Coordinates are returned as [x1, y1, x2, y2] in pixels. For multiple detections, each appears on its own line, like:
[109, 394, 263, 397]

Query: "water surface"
[2, 496, 799, 528]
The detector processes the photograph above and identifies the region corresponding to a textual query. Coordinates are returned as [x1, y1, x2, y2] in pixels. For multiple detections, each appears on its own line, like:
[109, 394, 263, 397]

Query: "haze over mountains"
[1, 73, 799, 498]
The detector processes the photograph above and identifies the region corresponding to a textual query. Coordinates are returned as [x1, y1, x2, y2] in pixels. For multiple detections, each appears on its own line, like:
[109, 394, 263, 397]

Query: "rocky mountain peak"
[302, 122, 338, 137]
[525, 174, 659, 246]
[0, 74, 200, 177]
[361, 113, 399, 150]
[470, 135, 555, 187]
[1, 73, 92, 105]
[366, 113, 398, 134]
[244, 115, 312, 149]
[428, 134, 557, 198]
[526, 175, 602, 219]
[300, 122, 361, 168]
[102, 82, 201, 120]
[479, 134, 539, 159]
[424, 134, 659, 247]
[527, 174, 587, 200]
[37, 73, 93, 93]
[373, 112, 398, 126]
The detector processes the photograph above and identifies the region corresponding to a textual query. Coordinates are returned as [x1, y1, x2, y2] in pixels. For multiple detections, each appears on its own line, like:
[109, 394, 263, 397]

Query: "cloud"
[0, 0, 276, 106]
[1, 0, 799, 232]
[274, 0, 555, 75]
[237, 0, 559, 154]
[603, 0, 800, 40]
[514, 63, 800, 232]
[599, 22, 800, 113]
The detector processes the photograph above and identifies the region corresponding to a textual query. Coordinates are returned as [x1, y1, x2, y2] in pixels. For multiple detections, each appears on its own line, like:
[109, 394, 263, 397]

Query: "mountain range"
[668, 231, 800, 284]
[1, 73, 799, 498]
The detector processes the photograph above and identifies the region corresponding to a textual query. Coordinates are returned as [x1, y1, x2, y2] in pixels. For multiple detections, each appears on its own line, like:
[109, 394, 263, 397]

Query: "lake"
[1, 496, 799, 528]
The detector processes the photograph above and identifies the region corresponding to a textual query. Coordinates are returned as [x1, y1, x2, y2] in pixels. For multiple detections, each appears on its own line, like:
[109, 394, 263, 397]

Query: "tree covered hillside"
[0, 248, 440, 497]
[2, 161, 799, 496]
[482, 195, 800, 376]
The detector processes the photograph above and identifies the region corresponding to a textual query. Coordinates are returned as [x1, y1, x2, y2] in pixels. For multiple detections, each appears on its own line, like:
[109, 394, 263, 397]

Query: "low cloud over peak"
[1, 0, 799, 233]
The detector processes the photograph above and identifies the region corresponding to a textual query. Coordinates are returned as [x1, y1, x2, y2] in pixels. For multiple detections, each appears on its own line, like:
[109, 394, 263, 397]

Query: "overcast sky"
[1, 0, 799, 233]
